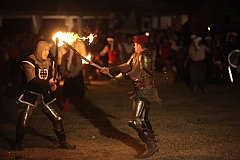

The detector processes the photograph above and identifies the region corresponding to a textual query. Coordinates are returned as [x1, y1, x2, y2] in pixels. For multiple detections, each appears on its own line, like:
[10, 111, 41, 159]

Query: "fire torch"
[54, 37, 59, 81]
[62, 41, 114, 78]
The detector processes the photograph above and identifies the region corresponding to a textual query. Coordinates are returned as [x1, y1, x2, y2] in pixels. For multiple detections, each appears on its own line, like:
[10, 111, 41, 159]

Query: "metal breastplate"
[130, 51, 155, 90]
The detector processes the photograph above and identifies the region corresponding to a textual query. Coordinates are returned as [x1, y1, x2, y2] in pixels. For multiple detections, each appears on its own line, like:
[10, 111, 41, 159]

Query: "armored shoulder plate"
[140, 50, 154, 77]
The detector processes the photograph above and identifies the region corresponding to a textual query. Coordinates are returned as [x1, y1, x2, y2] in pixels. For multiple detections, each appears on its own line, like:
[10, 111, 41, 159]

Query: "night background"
[1, 0, 240, 160]
[0, 0, 240, 34]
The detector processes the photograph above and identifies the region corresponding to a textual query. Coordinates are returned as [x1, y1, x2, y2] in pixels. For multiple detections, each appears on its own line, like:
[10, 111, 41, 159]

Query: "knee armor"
[128, 97, 151, 133]
[16, 104, 34, 136]
[42, 103, 63, 131]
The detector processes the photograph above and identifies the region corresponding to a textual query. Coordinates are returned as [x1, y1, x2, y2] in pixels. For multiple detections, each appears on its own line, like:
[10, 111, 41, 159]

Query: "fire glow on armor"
[52, 31, 95, 64]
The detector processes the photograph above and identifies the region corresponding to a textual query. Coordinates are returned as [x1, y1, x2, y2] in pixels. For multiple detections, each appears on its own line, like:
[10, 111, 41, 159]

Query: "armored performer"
[101, 35, 161, 158]
[11, 41, 76, 150]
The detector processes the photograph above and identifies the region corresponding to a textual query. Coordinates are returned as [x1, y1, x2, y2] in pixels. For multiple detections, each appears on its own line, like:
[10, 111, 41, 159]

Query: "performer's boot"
[138, 131, 159, 158]
[63, 98, 70, 112]
[54, 130, 76, 150]
[11, 134, 24, 151]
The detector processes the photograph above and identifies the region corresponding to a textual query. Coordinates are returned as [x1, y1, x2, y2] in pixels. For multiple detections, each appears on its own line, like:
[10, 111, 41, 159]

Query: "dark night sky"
[1, 0, 240, 17]
[1, 0, 239, 34]
[0, 0, 208, 15]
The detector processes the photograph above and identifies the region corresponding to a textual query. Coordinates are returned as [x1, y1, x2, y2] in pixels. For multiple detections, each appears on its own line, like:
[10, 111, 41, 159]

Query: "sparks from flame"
[79, 33, 95, 44]
[82, 52, 92, 64]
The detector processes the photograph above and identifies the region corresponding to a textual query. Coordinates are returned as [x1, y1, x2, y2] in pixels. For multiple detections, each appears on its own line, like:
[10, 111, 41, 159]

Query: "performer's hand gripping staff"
[101, 66, 129, 84]
[62, 41, 115, 79]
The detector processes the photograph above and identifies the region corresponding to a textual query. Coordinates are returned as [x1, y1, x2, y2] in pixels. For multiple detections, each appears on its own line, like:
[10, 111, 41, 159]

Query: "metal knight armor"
[17, 54, 56, 106]
[127, 50, 155, 90]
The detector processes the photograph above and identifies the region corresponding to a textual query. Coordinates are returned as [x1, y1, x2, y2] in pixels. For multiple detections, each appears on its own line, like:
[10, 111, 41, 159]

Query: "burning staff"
[52, 31, 113, 78]
[62, 41, 114, 78]
[54, 37, 59, 81]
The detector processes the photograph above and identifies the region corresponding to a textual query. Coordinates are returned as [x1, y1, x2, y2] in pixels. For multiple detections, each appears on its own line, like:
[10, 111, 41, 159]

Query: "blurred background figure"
[84, 45, 104, 82]
[99, 37, 121, 67]
[184, 36, 208, 93]
[60, 40, 85, 111]
[159, 36, 178, 72]
[211, 33, 226, 83]
[222, 32, 240, 83]
[204, 35, 214, 83]
[118, 34, 134, 63]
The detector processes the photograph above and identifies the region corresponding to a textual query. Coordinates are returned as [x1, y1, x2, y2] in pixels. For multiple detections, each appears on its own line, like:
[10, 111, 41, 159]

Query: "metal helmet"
[35, 41, 50, 61]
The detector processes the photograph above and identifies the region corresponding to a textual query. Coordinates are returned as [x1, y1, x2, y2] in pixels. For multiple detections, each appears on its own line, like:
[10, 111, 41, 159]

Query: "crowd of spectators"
[1, 26, 240, 96]
[0, 31, 40, 96]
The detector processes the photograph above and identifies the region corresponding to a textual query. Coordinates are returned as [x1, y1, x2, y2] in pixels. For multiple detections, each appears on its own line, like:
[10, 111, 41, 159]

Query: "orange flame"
[52, 31, 79, 46]
[52, 31, 96, 46]
[78, 33, 95, 44]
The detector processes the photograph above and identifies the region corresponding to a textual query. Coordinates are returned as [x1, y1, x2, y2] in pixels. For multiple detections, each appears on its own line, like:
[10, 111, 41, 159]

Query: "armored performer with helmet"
[11, 41, 76, 150]
[101, 35, 161, 158]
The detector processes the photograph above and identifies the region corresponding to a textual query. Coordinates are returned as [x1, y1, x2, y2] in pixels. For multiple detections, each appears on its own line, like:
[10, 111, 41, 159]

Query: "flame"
[52, 31, 96, 46]
[88, 33, 95, 44]
[52, 31, 79, 46]
[78, 33, 95, 44]
[52, 31, 95, 65]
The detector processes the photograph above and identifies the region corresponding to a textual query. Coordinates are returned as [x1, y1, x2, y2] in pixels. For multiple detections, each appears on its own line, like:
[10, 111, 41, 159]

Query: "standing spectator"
[4, 38, 22, 97]
[19, 40, 31, 60]
[8, 38, 20, 60]
[159, 36, 178, 72]
[174, 35, 188, 83]
[60, 41, 85, 111]
[85, 45, 104, 81]
[101, 35, 161, 158]
[204, 36, 214, 83]
[184, 36, 208, 93]
[222, 32, 240, 83]
[99, 37, 121, 67]
[119, 34, 134, 63]
[12, 41, 76, 150]
[212, 33, 226, 82]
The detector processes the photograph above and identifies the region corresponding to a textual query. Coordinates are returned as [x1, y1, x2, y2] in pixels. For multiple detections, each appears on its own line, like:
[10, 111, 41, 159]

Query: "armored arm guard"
[109, 63, 132, 77]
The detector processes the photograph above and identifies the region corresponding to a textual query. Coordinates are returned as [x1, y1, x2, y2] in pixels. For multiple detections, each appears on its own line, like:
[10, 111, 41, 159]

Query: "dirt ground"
[0, 71, 240, 160]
